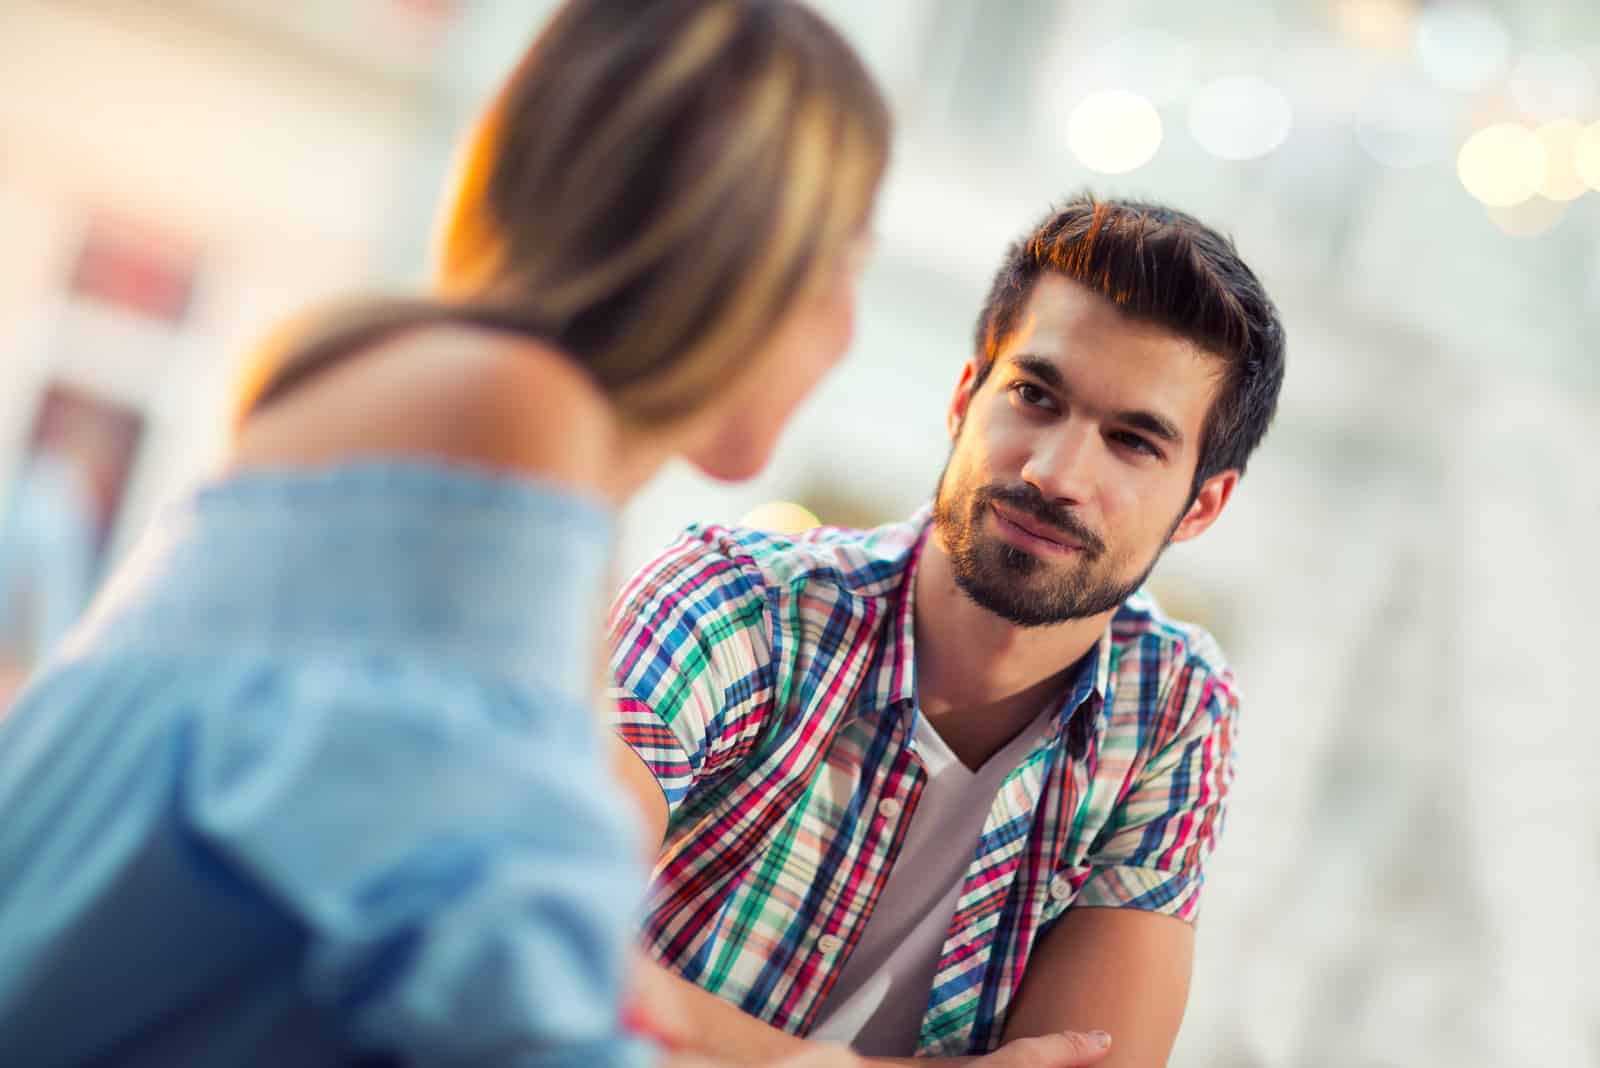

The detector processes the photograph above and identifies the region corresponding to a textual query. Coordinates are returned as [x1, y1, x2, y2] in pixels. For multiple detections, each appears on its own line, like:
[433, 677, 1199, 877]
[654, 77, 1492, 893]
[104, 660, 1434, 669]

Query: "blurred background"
[0, 1, 1595, 1064]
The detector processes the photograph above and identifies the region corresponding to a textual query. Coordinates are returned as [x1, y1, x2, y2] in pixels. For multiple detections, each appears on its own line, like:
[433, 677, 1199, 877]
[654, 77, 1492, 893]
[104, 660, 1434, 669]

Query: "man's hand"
[771, 1049, 866, 1068]
[969, 1031, 1114, 1068]
[632, 955, 865, 1068]
[866, 1030, 1113, 1068]
[629, 949, 1113, 1068]
[664, 1036, 1113, 1068]
[0, 658, 31, 718]
[663, 1048, 865, 1068]
[623, 949, 695, 1052]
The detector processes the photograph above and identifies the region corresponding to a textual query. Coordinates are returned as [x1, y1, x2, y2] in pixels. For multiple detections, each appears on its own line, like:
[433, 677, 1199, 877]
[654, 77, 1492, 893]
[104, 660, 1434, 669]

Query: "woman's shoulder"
[231, 321, 618, 493]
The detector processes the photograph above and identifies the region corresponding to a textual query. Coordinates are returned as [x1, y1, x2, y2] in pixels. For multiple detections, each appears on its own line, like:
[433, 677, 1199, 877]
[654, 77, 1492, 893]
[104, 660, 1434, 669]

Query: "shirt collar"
[1056, 636, 1112, 755]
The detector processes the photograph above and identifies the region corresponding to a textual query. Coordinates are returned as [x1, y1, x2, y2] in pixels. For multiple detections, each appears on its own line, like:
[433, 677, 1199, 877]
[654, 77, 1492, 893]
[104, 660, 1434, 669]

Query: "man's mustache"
[979, 484, 1106, 557]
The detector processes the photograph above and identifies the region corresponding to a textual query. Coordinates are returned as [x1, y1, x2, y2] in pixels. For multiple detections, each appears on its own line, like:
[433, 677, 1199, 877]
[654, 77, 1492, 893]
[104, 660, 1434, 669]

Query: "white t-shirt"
[810, 708, 1053, 1055]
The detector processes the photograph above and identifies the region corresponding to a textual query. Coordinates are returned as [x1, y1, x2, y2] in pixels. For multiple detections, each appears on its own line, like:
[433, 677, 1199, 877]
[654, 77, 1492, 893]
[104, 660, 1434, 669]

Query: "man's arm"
[611, 740, 1114, 1068]
[641, 953, 1114, 1068]
[1000, 909, 1193, 1068]
[612, 739, 837, 1062]
[995, 654, 1239, 1067]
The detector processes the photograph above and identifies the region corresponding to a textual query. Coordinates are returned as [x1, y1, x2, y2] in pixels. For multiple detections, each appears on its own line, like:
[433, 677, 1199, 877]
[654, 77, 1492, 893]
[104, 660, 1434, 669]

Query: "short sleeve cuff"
[1073, 863, 1205, 923]
[612, 695, 697, 813]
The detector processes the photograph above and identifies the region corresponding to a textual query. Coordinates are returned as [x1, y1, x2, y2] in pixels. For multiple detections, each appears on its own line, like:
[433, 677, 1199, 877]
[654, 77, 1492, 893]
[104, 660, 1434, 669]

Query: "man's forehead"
[997, 278, 1224, 436]
[1009, 275, 1201, 355]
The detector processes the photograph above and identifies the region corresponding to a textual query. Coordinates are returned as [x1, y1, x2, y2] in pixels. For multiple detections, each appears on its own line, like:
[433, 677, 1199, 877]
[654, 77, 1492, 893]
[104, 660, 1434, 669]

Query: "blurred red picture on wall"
[0, 382, 145, 705]
[68, 220, 198, 324]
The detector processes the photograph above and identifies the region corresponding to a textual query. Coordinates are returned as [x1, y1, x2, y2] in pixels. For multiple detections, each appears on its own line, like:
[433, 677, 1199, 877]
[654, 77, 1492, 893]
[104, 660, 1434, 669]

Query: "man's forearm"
[648, 960, 983, 1067]
[647, 960, 1111, 1068]
[651, 962, 817, 1063]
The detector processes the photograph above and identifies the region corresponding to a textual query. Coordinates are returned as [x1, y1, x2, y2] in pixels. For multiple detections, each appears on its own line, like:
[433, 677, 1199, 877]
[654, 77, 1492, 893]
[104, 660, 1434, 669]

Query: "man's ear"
[948, 359, 981, 441]
[1169, 469, 1239, 545]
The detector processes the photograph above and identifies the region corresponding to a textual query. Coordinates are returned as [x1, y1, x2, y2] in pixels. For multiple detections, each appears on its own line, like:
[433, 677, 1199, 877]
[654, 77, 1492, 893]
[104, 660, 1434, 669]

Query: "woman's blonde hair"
[236, 0, 891, 428]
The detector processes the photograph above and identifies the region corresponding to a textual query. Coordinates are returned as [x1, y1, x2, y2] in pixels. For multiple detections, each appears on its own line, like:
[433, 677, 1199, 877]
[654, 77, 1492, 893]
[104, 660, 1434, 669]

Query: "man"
[609, 195, 1286, 1067]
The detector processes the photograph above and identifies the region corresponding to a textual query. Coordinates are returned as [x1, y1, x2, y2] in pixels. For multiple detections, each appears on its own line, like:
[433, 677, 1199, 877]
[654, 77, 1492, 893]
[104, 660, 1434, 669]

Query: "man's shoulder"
[655, 512, 926, 602]
[1107, 589, 1237, 714]
[610, 514, 926, 701]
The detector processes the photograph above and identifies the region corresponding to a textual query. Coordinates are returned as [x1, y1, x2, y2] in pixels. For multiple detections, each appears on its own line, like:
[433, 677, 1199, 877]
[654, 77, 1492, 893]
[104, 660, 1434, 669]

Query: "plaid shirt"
[608, 509, 1239, 1055]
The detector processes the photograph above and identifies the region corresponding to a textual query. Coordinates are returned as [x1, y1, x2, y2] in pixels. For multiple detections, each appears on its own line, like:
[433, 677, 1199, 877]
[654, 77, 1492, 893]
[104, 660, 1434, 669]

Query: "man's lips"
[990, 502, 1084, 553]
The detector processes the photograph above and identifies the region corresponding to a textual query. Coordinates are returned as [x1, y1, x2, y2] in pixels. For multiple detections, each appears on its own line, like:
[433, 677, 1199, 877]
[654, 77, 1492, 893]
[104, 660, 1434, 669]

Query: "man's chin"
[954, 550, 1135, 627]
[956, 584, 1070, 629]
[953, 563, 1061, 626]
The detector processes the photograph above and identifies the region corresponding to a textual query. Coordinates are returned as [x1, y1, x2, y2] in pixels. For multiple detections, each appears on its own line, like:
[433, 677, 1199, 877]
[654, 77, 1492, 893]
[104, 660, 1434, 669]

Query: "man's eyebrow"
[1011, 354, 1066, 392]
[1010, 354, 1185, 447]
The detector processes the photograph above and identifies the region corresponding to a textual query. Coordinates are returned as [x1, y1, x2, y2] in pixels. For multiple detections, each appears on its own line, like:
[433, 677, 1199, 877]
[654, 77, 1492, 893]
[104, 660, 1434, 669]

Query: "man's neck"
[911, 534, 1109, 770]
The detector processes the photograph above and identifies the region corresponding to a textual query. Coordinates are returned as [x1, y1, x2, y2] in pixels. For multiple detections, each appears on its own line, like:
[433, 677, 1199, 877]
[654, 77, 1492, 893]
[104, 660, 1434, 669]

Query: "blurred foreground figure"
[610, 195, 1287, 1067]
[0, 3, 904, 1065]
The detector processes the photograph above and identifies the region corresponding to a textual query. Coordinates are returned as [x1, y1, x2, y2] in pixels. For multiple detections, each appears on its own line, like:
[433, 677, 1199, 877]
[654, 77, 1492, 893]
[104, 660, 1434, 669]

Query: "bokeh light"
[1335, 0, 1417, 54]
[1186, 76, 1293, 161]
[738, 500, 821, 535]
[1532, 120, 1589, 202]
[1066, 90, 1164, 174]
[1576, 121, 1600, 193]
[1416, 5, 1510, 92]
[1456, 123, 1547, 207]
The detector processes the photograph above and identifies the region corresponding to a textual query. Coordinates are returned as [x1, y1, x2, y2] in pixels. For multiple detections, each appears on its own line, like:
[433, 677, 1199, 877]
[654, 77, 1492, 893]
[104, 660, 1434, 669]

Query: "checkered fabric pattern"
[608, 509, 1238, 1055]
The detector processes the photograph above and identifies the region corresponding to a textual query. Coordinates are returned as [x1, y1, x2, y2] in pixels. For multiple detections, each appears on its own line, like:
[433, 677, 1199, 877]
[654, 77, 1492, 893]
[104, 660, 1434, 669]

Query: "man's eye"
[1013, 382, 1048, 407]
[1113, 431, 1159, 457]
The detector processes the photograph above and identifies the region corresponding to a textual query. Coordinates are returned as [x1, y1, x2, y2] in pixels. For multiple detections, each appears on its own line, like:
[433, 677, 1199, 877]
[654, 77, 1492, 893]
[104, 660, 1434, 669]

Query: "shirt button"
[1049, 875, 1073, 902]
[817, 934, 845, 957]
[877, 798, 902, 819]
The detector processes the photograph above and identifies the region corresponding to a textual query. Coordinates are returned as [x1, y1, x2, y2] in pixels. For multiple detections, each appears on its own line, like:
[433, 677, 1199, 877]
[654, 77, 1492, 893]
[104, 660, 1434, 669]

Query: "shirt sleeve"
[1074, 658, 1239, 923]
[185, 655, 653, 1068]
[606, 526, 776, 817]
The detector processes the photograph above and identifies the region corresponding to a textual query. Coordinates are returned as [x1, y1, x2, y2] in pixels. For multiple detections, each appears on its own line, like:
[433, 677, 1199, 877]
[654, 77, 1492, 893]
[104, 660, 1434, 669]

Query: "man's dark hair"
[973, 193, 1286, 489]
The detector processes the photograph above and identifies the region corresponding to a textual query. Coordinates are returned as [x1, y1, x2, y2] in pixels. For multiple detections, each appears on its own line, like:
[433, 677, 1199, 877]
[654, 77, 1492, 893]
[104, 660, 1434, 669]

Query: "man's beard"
[931, 471, 1169, 628]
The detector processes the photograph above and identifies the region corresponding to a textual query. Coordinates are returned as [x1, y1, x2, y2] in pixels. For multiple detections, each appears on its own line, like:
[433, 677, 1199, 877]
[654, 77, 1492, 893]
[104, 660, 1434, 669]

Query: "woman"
[0, 1, 887, 1065]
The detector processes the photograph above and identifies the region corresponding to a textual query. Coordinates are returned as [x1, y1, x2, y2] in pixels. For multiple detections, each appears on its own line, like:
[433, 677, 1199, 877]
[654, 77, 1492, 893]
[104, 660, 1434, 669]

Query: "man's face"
[932, 274, 1235, 627]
